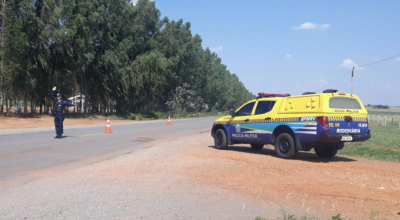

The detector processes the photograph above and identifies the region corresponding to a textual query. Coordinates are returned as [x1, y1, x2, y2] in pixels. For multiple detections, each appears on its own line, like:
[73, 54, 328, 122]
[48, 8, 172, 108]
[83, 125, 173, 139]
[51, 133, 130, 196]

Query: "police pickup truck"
[211, 89, 371, 159]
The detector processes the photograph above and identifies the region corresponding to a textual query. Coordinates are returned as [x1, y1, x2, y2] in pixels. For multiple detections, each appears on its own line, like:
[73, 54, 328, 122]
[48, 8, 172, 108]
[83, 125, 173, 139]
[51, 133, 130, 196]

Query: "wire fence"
[368, 115, 400, 128]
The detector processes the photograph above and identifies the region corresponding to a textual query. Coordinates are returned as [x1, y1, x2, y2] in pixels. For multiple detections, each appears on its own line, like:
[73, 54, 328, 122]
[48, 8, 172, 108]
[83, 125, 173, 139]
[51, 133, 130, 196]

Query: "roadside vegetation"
[104, 110, 226, 121]
[256, 207, 383, 220]
[255, 212, 344, 220]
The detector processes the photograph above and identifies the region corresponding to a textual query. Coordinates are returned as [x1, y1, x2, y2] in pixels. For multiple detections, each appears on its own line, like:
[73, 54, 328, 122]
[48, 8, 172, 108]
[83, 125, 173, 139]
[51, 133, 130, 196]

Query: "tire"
[314, 145, 338, 158]
[214, 129, 228, 149]
[250, 144, 264, 150]
[275, 133, 297, 159]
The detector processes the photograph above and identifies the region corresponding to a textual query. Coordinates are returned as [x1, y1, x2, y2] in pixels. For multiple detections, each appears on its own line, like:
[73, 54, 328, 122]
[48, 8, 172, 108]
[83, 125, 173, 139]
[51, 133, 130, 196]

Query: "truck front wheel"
[275, 133, 297, 159]
[214, 129, 228, 149]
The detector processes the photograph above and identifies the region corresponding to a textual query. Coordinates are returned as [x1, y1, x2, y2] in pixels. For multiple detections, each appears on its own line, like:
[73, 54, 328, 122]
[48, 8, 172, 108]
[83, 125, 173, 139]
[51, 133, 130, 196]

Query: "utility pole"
[351, 66, 355, 95]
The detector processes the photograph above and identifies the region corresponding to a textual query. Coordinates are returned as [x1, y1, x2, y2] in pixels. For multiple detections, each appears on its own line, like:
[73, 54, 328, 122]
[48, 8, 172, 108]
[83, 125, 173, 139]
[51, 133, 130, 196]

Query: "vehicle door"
[229, 101, 264, 143]
[250, 100, 277, 143]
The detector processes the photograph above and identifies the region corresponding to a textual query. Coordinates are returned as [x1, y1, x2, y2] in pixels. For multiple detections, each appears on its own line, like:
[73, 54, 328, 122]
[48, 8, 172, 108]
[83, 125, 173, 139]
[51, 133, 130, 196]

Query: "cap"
[57, 93, 62, 97]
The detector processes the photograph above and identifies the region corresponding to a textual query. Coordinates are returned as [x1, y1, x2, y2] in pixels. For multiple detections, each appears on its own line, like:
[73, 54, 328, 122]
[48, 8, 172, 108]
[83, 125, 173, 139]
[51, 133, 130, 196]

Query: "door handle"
[244, 119, 250, 122]
[265, 117, 271, 120]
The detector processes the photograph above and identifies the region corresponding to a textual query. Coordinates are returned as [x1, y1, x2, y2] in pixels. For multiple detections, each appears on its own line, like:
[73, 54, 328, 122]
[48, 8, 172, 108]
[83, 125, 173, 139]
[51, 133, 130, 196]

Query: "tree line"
[0, 0, 254, 115]
[366, 104, 390, 109]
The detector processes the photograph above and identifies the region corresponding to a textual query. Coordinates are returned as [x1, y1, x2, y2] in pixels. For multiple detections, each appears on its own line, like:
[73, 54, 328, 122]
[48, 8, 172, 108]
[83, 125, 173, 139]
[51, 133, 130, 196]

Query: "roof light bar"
[258, 93, 291, 98]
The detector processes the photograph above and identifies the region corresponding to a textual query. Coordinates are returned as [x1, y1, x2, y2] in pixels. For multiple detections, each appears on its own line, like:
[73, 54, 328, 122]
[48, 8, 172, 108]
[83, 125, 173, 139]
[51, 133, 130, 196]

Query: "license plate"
[341, 135, 353, 141]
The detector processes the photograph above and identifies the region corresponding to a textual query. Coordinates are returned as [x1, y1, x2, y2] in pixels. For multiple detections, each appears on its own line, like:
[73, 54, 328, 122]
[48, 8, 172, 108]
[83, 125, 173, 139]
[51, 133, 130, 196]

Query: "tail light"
[317, 116, 329, 128]
[367, 117, 369, 127]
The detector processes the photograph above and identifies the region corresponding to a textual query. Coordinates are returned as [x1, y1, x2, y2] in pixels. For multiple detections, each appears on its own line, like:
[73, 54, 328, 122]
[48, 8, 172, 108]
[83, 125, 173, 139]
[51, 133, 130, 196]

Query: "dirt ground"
[175, 137, 400, 219]
[1, 116, 400, 219]
[0, 115, 131, 130]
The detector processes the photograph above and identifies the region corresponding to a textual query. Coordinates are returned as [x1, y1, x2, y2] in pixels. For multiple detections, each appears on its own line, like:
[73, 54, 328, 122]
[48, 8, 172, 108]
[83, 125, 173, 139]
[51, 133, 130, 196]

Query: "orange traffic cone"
[104, 118, 112, 133]
[167, 116, 172, 126]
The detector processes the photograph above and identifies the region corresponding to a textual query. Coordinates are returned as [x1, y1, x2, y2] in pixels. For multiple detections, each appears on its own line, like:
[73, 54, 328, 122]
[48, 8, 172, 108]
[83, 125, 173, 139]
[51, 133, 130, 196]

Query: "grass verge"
[338, 124, 400, 162]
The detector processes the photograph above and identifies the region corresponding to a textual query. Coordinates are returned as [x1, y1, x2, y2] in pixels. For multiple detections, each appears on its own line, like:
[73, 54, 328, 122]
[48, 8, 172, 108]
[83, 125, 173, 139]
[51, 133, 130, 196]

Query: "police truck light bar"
[258, 93, 291, 97]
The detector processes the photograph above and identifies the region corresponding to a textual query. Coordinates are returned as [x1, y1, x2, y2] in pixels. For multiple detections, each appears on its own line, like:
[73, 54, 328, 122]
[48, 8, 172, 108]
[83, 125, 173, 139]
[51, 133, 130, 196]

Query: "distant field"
[367, 107, 400, 114]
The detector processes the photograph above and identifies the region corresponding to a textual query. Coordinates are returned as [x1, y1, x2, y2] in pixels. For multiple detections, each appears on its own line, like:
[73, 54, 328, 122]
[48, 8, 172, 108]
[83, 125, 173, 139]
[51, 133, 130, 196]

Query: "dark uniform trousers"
[54, 114, 64, 135]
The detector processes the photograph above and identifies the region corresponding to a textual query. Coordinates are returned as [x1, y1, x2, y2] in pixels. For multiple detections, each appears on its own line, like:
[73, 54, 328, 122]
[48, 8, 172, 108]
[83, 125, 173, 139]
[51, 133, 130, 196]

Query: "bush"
[137, 111, 167, 119]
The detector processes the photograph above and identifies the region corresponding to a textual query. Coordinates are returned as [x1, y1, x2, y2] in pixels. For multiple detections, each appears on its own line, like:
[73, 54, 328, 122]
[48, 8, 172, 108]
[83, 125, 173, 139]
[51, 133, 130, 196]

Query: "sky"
[151, 0, 400, 106]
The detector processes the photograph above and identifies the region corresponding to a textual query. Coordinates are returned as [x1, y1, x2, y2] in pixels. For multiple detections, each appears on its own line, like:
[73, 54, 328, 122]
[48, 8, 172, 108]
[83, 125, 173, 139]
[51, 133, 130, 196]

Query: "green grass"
[256, 207, 384, 220]
[338, 124, 400, 162]
[255, 211, 345, 220]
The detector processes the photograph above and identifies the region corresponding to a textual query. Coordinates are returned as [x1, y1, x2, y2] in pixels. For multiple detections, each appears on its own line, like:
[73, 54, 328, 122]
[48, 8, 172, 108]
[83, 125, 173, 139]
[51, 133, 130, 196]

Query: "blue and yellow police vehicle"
[211, 89, 371, 159]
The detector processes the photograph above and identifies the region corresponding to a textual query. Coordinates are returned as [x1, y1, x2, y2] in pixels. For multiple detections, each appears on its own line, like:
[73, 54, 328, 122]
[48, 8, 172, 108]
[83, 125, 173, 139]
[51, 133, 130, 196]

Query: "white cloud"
[285, 54, 293, 58]
[210, 46, 224, 52]
[383, 83, 392, 89]
[308, 79, 328, 85]
[396, 57, 400, 61]
[320, 24, 331, 30]
[340, 59, 364, 70]
[292, 22, 331, 30]
[319, 79, 328, 84]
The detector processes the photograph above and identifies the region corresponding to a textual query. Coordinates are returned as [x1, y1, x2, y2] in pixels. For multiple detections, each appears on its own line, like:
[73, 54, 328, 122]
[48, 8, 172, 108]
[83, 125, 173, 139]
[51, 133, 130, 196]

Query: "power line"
[359, 53, 400, 67]
[317, 53, 400, 90]
[317, 70, 351, 90]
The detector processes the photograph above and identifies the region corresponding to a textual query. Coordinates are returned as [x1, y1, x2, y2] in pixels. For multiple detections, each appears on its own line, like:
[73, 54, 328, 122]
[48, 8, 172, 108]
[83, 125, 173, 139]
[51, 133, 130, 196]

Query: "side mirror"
[229, 110, 235, 117]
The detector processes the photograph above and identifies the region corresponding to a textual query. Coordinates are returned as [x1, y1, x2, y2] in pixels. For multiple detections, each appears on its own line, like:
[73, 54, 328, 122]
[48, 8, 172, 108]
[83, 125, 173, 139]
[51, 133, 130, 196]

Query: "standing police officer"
[51, 86, 77, 139]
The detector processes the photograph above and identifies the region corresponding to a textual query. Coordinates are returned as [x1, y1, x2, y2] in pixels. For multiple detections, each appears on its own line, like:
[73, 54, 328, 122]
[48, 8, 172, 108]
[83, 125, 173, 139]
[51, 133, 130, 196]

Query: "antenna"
[351, 66, 355, 95]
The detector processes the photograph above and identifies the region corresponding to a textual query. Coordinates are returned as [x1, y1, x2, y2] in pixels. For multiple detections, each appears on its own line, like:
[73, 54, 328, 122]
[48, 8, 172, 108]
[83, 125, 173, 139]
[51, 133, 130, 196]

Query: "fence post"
[378, 115, 380, 126]
[392, 117, 394, 127]
[384, 116, 386, 126]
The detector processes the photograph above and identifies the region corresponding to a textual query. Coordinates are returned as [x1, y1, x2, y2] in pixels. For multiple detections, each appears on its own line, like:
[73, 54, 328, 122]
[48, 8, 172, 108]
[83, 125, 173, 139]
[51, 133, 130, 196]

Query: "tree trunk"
[102, 104, 106, 115]
[30, 98, 34, 115]
[0, 0, 6, 115]
[23, 96, 28, 114]
[7, 97, 11, 113]
[83, 83, 87, 114]
[45, 97, 49, 114]
[39, 99, 43, 114]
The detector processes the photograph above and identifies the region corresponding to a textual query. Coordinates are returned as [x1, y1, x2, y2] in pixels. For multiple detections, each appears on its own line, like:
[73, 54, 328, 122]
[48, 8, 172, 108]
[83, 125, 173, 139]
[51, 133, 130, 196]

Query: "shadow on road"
[58, 135, 79, 139]
[208, 145, 356, 163]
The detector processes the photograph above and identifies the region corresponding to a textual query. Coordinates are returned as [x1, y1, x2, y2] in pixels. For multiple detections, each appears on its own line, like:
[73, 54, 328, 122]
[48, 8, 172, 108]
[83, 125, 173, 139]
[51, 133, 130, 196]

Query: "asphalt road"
[0, 117, 218, 190]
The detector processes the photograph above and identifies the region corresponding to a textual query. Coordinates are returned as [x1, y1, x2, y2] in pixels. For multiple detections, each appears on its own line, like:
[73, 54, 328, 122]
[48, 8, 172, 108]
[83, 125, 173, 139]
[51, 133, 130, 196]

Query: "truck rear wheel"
[275, 133, 297, 159]
[214, 129, 228, 149]
[314, 145, 338, 158]
[250, 144, 264, 150]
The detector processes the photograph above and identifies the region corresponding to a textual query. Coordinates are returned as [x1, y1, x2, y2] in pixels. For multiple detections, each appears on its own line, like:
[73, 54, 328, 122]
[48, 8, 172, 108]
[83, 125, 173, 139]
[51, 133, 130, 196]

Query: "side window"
[236, 102, 255, 116]
[255, 101, 276, 115]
